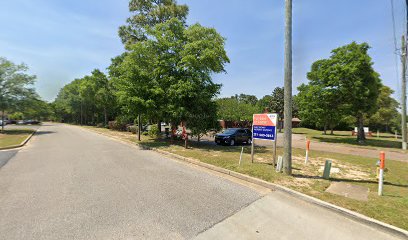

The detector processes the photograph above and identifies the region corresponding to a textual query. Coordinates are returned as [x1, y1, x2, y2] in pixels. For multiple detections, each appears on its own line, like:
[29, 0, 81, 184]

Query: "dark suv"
[215, 128, 252, 146]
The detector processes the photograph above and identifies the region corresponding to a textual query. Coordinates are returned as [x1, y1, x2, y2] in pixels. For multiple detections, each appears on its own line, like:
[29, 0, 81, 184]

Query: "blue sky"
[0, 0, 406, 102]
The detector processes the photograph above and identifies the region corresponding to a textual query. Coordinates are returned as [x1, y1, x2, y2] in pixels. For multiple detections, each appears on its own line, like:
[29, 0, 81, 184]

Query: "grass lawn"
[293, 128, 404, 150]
[85, 126, 408, 230]
[0, 129, 35, 148]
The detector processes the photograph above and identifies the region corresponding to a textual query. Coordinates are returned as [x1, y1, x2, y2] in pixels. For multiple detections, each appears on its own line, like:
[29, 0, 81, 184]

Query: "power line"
[391, 0, 401, 97]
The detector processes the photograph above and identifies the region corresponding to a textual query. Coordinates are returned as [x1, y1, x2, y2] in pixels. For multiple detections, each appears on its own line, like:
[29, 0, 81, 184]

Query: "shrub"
[148, 125, 160, 138]
[108, 121, 127, 131]
[128, 125, 138, 134]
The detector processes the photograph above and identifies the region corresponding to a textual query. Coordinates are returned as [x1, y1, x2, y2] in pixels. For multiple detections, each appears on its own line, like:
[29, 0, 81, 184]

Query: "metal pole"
[138, 114, 141, 141]
[273, 135, 277, 167]
[283, 0, 293, 175]
[239, 146, 244, 166]
[402, 35, 407, 150]
[251, 126, 255, 163]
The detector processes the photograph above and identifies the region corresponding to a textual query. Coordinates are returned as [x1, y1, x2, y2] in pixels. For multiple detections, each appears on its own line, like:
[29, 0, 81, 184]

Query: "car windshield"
[222, 129, 237, 135]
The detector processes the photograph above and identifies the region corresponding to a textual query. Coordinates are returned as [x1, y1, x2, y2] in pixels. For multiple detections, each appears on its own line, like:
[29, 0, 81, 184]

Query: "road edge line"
[81, 126, 408, 239]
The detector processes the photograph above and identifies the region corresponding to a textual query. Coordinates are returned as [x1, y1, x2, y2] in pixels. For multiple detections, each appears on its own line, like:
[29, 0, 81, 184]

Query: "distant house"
[280, 118, 301, 129]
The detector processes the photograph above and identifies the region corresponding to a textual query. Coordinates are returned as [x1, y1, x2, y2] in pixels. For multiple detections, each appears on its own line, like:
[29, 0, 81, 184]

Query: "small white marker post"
[305, 139, 311, 164]
[378, 152, 385, 196]
[395, 131, 398, 140]
[377, 130, 379, 139]
[239, 147, 244, 166]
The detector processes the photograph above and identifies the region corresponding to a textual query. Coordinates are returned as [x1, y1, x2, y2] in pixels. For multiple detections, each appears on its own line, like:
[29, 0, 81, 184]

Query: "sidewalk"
[195, 191, 404, 240]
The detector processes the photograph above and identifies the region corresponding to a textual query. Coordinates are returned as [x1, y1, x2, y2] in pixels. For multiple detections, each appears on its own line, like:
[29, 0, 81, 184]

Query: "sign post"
[251, 113, 278, 165]
[305, 139, 311, 164]
[378, 152, 385, 196]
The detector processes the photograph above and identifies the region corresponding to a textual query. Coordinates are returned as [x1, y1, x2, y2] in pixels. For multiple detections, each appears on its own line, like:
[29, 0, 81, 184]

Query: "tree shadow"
[34, 131, 55, 136]
[313, 136, 400, 149]
[293, 174, 408, 188]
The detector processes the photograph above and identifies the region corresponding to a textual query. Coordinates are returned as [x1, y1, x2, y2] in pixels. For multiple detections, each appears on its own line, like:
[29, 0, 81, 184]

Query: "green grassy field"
[0, 129, 34, 148]
[85, 126, 408, 230]
[293, 128, 403, 150]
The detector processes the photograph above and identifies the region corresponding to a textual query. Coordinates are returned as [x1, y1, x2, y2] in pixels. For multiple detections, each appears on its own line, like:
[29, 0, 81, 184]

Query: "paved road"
[0, 123, 262, 239]
[0, 123, 404, 239]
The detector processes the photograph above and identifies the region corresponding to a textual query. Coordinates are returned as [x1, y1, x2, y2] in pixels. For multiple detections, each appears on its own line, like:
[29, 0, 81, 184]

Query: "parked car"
[6, 120, 17, 124]
[215, 128, 252, 146]
[17, 120, 25, 125]
[25, 120, 41, 125]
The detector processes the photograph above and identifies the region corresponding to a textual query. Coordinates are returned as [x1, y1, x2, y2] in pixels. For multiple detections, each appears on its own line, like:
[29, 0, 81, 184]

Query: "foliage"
[299, 42, 381, 141]
[0, 57, 37, 124]
[367, 85, 399, 132]
[216, 97, 258, 121]
[53, 69, 116, 125]
[108, 121, 127, 131]
[148, 124, 160, 138]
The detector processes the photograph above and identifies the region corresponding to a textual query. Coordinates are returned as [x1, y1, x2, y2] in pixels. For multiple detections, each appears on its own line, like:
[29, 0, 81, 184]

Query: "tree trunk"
[104, 108, 108, 126]
[198, 134, 201, 142]
[330, 125, 334, 135]
[80, 102, 83, 126]
[278, 119, 282, 133]
[157, 121, 161, 134]
[138, 114, 141, 142]
[323, 123, 327, 135]
[1, 110, 4, 133]
[357, 114, 366, 143]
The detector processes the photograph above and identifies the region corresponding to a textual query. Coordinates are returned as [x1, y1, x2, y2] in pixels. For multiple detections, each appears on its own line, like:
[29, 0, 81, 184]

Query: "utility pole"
[283, 0, 293, 175]
[402, 0, 408, 150]
[402, 35, 407, 150]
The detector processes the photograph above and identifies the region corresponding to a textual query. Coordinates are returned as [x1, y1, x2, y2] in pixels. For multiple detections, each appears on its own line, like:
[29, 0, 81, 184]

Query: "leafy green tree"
[306, 42, 381, 142]
[233, 94, 258, 106]
[368, 85, 399, 132]
[296, 83, 345, 134]
[216, 97, 257, 121]
[114, 2, 229, 139]
[0, 57, 36, 131]
[118, 0, 189, 46]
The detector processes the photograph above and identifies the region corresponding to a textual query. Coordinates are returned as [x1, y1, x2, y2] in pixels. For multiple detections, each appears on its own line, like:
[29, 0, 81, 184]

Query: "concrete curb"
[0, 129, 37, 150]
[83, 127, 408, 239]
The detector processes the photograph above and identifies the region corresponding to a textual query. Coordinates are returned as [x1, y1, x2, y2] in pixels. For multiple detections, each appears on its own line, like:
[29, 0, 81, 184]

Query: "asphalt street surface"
[0, 123, 262, 240]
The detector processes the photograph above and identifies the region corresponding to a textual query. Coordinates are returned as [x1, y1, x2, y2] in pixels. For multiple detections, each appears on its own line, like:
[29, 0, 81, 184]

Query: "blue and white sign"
[252, 114, 278, 141]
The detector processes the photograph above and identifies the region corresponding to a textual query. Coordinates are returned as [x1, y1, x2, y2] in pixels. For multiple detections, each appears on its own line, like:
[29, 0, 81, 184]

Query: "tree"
[216, 97, 257, 121]
[306, 42, 381, 142]
[233, 94, 258, 106]
[114, 2, 229, 141]
[368, 85, 399, 132]
[0, 57, 36, 131]
[118, 0, 189, 46]
[296, 83, 345, 134]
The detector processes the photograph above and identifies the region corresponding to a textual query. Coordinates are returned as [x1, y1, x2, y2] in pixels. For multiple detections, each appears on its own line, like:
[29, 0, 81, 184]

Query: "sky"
[0, 0, 406, 102]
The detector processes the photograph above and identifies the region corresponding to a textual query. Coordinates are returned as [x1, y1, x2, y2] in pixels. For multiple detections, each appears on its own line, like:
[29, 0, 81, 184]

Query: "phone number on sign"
[253, 133, 275, 138]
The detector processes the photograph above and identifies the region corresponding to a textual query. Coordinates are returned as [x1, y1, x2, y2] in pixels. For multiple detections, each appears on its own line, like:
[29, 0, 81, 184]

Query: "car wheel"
[247, 138, 252, 145]
[230, 139, 235, 146]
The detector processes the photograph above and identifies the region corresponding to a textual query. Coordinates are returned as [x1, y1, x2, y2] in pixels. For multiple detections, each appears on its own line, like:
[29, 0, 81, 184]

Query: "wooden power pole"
[283, 0, 293, 175]
[402, 0, 408, 150]
[402, 35, 407, 150]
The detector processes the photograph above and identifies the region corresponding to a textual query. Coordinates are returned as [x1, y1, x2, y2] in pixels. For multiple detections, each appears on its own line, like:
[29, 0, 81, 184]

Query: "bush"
[148, 125, 160, 138]
[108, 121, 127, 131]
[96, 123, 104, 128]
[128, 125, 138, 134]
[142, 131, 149, 136]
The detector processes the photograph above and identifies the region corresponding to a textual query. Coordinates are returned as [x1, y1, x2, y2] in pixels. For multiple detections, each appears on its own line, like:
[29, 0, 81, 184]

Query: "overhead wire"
[391, 0, 401, 98]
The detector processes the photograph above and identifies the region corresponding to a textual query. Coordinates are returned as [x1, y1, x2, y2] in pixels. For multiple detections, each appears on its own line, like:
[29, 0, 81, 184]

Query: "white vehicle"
[0, 120, 6, 126]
